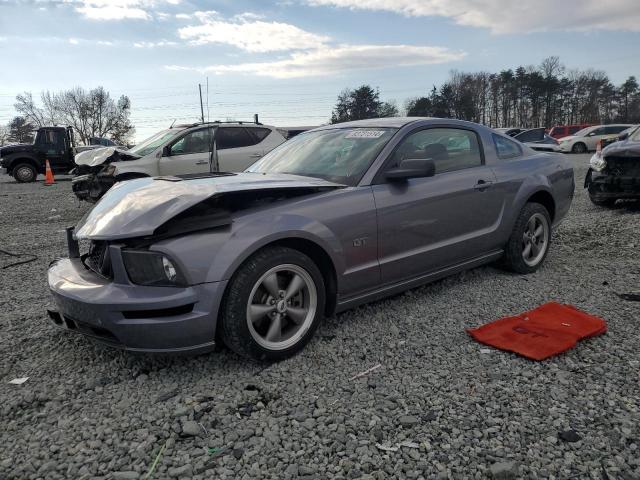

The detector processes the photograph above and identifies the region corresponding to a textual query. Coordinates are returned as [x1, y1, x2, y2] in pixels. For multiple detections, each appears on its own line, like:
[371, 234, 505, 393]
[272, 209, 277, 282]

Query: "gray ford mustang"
[48, 118, 574, 360]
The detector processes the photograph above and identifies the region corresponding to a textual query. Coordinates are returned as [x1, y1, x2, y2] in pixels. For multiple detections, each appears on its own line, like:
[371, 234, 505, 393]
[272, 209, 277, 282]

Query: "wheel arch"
[526, 189, 556, 222]
[115, 171, 150, 181]
[219, 237, 339, 319]
[6, 156, 39, 173]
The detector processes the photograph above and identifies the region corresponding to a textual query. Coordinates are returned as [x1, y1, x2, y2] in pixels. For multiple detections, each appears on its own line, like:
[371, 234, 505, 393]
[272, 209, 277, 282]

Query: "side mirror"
[587, 132, 596, 137]
[619, 132, 629, 141]
[162, 145, 171, 157]
[385, 158, 435, 181]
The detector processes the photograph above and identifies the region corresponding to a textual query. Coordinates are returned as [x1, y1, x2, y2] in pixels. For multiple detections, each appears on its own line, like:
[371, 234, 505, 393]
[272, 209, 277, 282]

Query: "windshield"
[246, 127, 398, 186]
[573, 127, 594, 137]
[630, 126, 640, 142]
[129, 129, 180, 157]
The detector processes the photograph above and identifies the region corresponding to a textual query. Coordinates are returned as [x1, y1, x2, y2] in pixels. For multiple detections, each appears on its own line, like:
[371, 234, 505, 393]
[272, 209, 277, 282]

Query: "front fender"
[210, 214, 344, 283]
[152, 213, 344, 287]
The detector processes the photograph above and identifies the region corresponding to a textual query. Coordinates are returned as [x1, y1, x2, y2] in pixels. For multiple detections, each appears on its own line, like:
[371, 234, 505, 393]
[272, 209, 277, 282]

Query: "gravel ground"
[0, 155, 639, 480]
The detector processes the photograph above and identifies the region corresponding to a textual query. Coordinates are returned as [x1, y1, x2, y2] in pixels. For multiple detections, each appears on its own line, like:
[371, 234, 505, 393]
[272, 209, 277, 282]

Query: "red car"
[549, 124, 593, 139]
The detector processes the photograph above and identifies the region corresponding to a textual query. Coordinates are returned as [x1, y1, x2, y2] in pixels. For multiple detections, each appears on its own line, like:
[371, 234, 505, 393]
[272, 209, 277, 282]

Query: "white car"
[72, 122, 286, 201]
[557, 124, 633, 153]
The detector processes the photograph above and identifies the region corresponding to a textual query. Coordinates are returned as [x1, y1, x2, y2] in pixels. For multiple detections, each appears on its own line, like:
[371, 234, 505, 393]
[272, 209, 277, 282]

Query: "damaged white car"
[71, 122, 286, 202]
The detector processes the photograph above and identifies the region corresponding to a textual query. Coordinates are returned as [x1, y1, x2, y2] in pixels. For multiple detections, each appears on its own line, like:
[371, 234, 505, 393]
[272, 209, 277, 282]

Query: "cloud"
[71, 0, 181, 21]
[134, 40, 178, 47]
[165, 44, 465, 78]
[68, 37, 80, 44]
[177, 10, 330, 52]
[306, 0, 640, 34]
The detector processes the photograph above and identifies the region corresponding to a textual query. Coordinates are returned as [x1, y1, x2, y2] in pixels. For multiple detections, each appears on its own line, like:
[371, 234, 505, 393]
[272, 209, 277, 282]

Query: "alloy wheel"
[522, 213, 549, 267]
[246, 264, 317, 350]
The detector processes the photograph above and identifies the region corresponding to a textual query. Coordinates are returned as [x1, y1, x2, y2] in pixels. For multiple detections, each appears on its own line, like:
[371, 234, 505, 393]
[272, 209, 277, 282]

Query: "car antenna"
[169, 119, 176, 128]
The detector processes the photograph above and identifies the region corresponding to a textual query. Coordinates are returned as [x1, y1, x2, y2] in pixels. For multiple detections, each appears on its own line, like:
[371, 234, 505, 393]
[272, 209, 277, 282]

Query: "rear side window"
[604, 126, 627, 134]
[217, 127, 258, 150]
[247, 127, 272, 143]
[493, 134, 522, 159]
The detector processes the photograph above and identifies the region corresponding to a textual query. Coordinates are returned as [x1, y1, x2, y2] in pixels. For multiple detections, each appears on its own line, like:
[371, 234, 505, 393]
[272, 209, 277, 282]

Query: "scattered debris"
[480, 348, 492, 354]
[489, 460, 519, 479]
[8, 377, 29, 385]
[154, 387, 178, 403]
[558, 429, 582, 443]
[143, 440, 167, 480]
[375, 443, 398, 452]
[349, 363, 382, 381]
[616, 292, 640, 302]
[0, 248, 38, 270]
[375, 440, 420, 453]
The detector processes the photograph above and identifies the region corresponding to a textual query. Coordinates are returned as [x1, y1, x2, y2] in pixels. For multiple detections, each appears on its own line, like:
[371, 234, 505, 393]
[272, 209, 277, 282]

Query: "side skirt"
[335, 250, 504, 313]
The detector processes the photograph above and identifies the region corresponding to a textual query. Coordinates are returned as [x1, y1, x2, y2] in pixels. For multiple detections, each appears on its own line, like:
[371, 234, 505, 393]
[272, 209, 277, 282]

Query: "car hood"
[74, 146, 140, 167]
[74, 172, 345, 240]
[558, 135, 578, 142]
[0, 143, 32, 154]
[602, 140, 640, 158]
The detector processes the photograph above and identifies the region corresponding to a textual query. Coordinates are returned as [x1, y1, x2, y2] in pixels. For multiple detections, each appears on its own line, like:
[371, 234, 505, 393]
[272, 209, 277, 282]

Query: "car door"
[216, 127, 264, 172]
[584, 127, 606, 150]
[37, 129, 67, 172]
[371, 126, 503, 286]
[158, 127, 212, 176]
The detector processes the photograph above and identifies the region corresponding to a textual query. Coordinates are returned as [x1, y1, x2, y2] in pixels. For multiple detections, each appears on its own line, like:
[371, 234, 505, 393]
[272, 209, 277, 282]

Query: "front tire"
[219, 246, 325, 361]
[572, 142, 587, 154]
[502, 203, 551, 274]
[13, 163, 37, 183]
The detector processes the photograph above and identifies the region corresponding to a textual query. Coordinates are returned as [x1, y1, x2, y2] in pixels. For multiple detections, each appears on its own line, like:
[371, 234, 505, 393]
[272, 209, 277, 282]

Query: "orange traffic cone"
[44, 159, 56, 185]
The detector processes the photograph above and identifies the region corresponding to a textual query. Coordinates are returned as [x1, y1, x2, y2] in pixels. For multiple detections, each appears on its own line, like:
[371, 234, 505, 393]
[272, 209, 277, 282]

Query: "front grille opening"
[88, 326, 119, 342]
[122, 303, 195, 319]
[64, 317, 77, 330]
[81, 240, 113, 278]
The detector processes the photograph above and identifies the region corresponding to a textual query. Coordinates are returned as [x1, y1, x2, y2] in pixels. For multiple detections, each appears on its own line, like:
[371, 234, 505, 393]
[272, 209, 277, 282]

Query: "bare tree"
[14, 87, 134, 144]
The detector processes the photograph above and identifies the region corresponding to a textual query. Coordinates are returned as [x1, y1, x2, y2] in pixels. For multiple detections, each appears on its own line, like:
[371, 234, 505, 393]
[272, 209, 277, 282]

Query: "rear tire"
[589, 195, 616, 208]
[13, 163, 37, 183]
[572, 142, 587, 154]
[502, 202, 551, 274]
[219, 246, 325, 361]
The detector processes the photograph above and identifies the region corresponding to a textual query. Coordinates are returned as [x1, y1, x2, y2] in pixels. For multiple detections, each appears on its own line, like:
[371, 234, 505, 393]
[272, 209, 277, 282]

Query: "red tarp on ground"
[466, 302, 607, 361]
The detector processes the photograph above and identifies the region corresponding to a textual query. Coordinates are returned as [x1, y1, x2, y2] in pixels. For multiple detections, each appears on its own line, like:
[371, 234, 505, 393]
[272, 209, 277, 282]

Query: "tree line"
[0, 86, 134, 145]
[332, 57, 640, 128]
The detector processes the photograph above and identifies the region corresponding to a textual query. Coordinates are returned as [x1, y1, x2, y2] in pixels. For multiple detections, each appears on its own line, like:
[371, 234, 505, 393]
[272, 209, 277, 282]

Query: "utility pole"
[198, 84, 205, 123]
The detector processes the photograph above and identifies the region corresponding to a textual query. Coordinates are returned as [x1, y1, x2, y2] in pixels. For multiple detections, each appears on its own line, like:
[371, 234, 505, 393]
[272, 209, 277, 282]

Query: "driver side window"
[170, 128, 211, 156]
[389, 128, 482, 175]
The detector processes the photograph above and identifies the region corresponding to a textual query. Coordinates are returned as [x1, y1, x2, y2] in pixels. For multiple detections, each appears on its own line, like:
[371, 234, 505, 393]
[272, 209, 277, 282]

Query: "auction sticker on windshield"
[345, 130, 386, 139]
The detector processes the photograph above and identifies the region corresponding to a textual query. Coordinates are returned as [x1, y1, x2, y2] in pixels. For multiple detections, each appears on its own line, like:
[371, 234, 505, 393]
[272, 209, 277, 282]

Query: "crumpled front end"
[585, 142, 640, 200]
[72, 147, 141, 202]
[47, 228, 226, 353]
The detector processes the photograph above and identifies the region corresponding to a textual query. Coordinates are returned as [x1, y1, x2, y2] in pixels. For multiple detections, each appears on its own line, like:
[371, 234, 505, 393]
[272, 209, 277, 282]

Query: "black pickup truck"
[0, 126, 77, 182]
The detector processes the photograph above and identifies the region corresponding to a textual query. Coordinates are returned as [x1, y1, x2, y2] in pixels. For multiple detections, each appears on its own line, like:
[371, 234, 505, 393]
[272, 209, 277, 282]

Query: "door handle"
[474, 179, 493, 191]
[249, 153, 262, 158]
[195, 160, 208, 165]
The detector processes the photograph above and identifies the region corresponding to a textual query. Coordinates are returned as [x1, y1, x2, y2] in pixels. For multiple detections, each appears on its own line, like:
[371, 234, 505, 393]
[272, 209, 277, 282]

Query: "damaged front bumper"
[584, 168, 640, 200]
[72, 173, 116, 202]
[47, 231, 227, 353]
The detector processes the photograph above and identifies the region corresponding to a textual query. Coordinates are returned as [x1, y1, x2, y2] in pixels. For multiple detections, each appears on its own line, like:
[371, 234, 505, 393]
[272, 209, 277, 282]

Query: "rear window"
[568, 126, 581, 135]
[493, 134, 522, 159]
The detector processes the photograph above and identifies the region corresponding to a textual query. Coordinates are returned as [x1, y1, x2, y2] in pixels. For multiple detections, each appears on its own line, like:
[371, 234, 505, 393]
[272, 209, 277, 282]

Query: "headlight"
[590, 154, 607, 172]
[101, 164, 116, 176]
[121, 250, 186, 286]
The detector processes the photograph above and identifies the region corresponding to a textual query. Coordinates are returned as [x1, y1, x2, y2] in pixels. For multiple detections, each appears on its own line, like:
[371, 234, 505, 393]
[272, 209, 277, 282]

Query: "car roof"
[312, 117, 486, 131]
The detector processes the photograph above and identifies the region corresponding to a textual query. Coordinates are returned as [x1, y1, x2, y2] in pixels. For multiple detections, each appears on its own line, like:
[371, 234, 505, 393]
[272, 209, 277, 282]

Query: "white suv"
[72, 122, 286, 201]
[558, 124, 633, 153]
